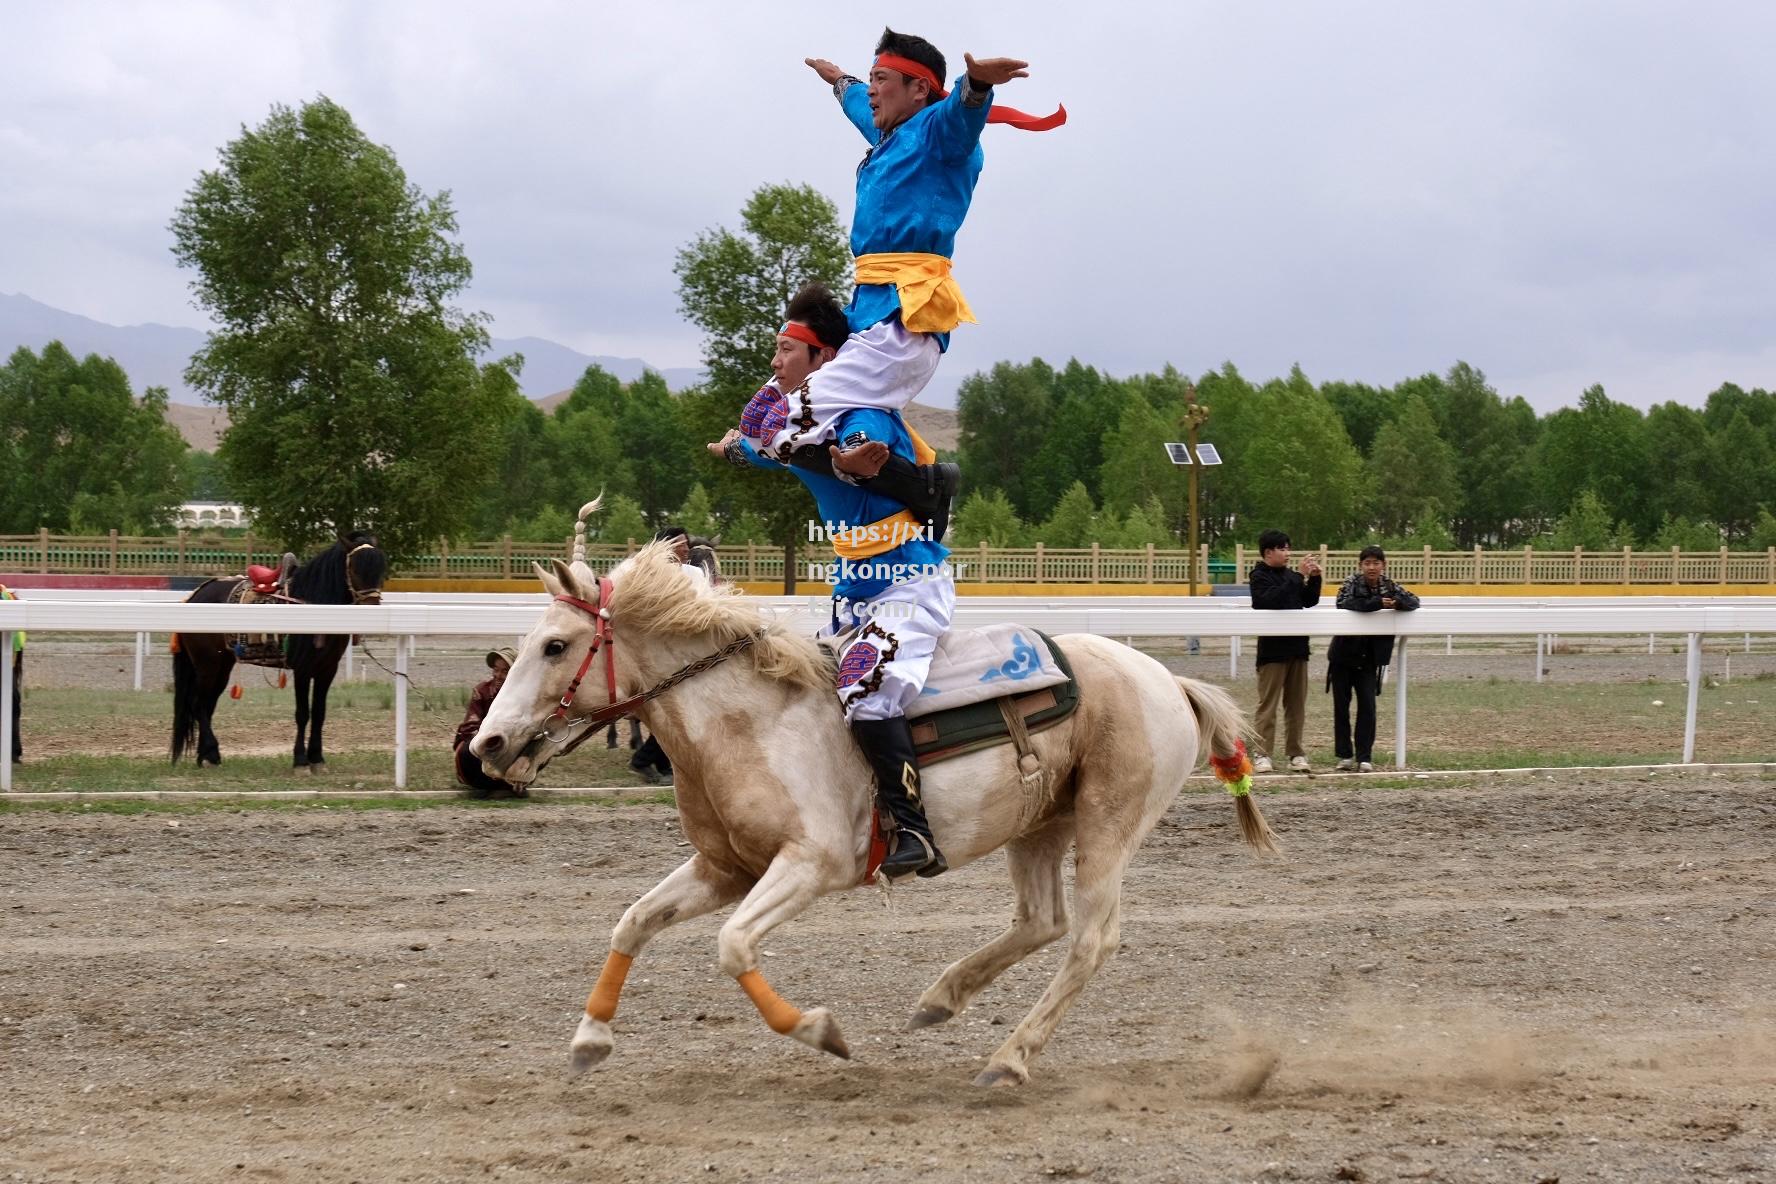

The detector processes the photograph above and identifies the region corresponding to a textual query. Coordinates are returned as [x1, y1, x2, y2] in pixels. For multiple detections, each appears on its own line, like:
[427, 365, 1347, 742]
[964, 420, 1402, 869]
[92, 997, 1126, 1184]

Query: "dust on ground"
[2, 770, 1772, 1183]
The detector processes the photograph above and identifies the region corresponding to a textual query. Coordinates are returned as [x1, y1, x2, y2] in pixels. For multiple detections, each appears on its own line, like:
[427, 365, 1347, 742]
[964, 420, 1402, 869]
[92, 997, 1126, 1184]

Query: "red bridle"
[549, 577, 619, 735]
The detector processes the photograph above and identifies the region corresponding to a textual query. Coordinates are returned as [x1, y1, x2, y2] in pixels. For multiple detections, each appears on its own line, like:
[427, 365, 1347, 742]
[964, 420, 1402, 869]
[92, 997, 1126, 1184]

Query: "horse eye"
[543, 639, 568, 658]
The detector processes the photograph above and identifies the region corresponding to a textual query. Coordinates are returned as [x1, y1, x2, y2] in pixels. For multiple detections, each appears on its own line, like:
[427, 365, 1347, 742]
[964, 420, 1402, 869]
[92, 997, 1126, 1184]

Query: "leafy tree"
[1036, 481, 1099, 547]
[170, 96, 521, 556]
[590, 495, 650, 546]
[1648, 514, 1722, 550]
[1025, 360, 1128, 509]
[950, 488, 1026, 547]
[673, 483, 719, 539]
[0, 343, 187, 533]
[1548, 490, 1627, 551]
[1375, 500, 1456, 553]
[1534, 386, 1651, 538]
[674, 184, 852, 396]
[1231, 366, 1366, 548]
[1365, 394, 1460, 537]
[1109, 496, 1176, 548]
[1749, 507, 1776, 550]
[1703, 410, 1775, 540]
[510, 504, 576, 543]
[1642, 402, 1713, 527]
[181, 449, 231, 502]
[673, 183, 852, 590]
[1322, 380, 1400, 456]
[1097, 394, 1184, 529]
[957, 360, 1056, 518]
[1426, 363, 1537, 546]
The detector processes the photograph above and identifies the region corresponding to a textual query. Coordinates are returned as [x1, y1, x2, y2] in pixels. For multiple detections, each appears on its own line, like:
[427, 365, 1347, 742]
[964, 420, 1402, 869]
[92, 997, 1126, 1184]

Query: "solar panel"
[1194, 442, 1223, 466]
[1163, 442, 1193, 465]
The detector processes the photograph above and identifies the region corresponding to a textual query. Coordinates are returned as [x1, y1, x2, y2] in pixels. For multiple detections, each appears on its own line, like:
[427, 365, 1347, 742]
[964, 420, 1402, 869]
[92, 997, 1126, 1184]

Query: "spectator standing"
[1328, 545, 1420, 771]
[1247, 529, 1321, 772]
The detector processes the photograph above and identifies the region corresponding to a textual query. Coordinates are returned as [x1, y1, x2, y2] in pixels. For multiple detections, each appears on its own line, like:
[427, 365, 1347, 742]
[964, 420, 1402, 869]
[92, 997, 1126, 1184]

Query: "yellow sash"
[854, 252, 977, 335]
[829, 510, 929, 561]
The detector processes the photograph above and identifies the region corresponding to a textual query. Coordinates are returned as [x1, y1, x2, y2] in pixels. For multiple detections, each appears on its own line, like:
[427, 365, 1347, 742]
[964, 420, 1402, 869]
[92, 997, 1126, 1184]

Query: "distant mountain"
[0, 292, 704, 403]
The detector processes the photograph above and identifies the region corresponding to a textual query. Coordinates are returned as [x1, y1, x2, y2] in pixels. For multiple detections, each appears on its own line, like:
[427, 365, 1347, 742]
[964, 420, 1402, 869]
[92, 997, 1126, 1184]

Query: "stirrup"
[881, 829, 947, 880]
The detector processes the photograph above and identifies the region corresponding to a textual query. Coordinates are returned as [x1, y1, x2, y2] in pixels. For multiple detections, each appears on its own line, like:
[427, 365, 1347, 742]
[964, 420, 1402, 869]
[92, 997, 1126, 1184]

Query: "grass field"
[2, 669, 1770, 798]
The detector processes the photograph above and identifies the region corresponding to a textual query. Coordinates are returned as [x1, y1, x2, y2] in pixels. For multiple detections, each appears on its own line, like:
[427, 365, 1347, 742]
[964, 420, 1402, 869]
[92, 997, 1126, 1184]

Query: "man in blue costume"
[711, 284, 958, 879]
[770, 28, 1063, 484]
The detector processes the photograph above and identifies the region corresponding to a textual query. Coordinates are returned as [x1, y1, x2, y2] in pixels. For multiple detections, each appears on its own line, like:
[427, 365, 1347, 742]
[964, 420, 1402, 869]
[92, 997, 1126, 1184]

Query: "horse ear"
[549, 558, 584, 600]
[707, 534, 722, 547]
[535, 560, 564, 598]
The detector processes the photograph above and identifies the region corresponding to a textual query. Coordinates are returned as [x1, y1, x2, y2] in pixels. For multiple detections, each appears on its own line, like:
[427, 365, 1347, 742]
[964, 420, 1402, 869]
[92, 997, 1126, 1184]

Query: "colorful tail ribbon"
[1208, 739, 1255, 798]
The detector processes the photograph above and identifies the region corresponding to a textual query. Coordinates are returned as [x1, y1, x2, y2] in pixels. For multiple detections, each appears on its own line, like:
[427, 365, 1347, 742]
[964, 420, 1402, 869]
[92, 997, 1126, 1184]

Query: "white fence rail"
[5, 598, 1775, 791]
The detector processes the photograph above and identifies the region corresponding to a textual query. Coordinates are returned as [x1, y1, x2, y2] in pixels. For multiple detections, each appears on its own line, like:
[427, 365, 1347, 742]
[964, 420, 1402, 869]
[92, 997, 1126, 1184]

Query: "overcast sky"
[4, 1, 1772, 411]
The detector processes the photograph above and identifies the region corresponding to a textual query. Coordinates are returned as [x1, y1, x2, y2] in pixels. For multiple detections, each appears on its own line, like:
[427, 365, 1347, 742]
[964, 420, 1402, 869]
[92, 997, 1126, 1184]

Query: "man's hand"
[806, 57, 845, 85]
[1300, 557, 1322, 578]
[830, 440, 890, 479]
[707, 429, 740, 458]
[963, 53, 1029, 87]
[1381, 596, 1397, 609]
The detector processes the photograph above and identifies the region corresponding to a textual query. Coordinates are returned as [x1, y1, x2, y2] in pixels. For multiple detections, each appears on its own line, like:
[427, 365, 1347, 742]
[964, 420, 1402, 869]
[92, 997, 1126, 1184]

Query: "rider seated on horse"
[710, 284, 956, 879]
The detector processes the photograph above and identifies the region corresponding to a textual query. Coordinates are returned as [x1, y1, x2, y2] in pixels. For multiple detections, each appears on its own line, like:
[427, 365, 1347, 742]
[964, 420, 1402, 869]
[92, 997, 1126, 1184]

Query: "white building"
[175, 501, 253, 529]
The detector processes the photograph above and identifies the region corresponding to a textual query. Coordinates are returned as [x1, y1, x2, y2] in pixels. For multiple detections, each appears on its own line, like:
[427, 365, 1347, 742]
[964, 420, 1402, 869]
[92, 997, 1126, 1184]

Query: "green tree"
[674, 184, 852, 396]
[1109, 496, 1176, 548]
[1425, 363, 1537, 546]
[1097, 394, 1183, 530]
[1548, 490, 1626, 551]
[1025, 360, 1129, 510]
[1322, 380, 1400, 456]
[1749, 507, 1776, 550]
[1534, 386, 1651, 538]
[0, 343, 187, 532]
[674, 483, 719, 539]
[169, 96, 521, 557]
[1233, 366, 1366, 547]
[181, 449, 230, 502]
[957, 360, 1056, 518]
[1365, 394, 1460, 537]
[1648, 514, 1722, 550]
[590, 495, 650, 546]
[951, 488, 1026, 547]
[1703, 410, 1775, 540]
[673, 183, 852, 590]
[1036, 481, 1099, 546]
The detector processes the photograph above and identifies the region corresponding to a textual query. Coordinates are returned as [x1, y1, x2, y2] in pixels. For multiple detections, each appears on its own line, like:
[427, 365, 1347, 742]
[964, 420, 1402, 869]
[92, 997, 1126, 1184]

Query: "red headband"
[779, 321, 828, 349]
[872, 53, 1067, 133]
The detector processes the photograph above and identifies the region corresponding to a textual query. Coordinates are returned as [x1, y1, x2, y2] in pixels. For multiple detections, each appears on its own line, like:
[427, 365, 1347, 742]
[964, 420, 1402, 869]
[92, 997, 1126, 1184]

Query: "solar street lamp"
[1163, 383, 1220, 597]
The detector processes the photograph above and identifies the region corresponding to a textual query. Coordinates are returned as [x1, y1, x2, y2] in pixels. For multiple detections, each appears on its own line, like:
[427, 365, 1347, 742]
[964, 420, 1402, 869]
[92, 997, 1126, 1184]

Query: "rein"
[536, 576, 763, 756]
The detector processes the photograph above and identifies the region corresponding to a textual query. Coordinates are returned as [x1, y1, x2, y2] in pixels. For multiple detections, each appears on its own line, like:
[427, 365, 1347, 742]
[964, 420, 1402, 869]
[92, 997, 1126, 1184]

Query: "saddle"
[225, 568, 293, 668]
[825, 625, 1080, 772]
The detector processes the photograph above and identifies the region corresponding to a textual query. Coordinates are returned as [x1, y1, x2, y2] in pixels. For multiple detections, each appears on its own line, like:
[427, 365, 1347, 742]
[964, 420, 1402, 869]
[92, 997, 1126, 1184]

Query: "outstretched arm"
[925, 53, 1028, 162]
[807, 56, 875, 142]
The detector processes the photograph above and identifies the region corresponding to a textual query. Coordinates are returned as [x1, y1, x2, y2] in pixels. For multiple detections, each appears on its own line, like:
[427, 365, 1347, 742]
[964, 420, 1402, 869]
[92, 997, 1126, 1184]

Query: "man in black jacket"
[1328, 545, 1421, 771]
[1248, 529, 1322, 772]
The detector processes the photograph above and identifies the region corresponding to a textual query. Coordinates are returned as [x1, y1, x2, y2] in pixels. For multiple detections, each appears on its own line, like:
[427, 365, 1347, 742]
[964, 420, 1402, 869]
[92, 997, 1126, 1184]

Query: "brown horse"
[170, 533, 386, 770]
[470, 534, 1278, 1086]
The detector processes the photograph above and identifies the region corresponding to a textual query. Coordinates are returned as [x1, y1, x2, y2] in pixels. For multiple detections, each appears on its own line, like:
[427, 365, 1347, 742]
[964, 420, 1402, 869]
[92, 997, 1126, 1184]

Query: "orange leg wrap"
[584, 950, 634, 1022]
[737, 970, 803, 1035]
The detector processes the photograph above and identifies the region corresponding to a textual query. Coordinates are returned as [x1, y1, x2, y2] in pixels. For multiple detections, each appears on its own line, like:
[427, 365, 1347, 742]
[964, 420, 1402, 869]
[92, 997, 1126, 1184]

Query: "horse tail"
[572, 492, 605, 566]
[171, 644, 197, 764]
[1177, 676, 1279, 854]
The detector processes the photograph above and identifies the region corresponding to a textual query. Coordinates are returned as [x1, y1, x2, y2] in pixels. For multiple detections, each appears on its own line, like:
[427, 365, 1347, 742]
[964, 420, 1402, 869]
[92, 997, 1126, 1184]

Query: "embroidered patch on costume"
[835, 642, 881, 690]
[739, 386, 789, 442]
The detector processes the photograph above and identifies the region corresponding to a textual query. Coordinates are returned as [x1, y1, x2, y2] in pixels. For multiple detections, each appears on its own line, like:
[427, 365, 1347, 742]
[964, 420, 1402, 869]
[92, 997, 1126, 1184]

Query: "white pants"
[826, 570, 955, 722]
[766, 319, 941, 456]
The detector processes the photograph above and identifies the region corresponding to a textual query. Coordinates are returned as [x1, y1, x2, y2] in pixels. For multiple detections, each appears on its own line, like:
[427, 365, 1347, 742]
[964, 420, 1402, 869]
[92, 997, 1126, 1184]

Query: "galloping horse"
[170, 532, 387, 771]
[470, 531, 1277, 1087]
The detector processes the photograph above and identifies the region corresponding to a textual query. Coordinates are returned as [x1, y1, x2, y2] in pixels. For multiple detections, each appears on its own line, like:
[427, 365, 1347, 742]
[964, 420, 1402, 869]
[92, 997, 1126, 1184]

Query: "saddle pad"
[909, 631, 1080, 766]
[905, 624, 1072, 719]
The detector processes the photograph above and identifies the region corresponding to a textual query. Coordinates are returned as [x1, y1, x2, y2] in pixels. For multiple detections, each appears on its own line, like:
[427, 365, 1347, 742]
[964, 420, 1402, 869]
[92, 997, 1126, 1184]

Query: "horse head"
[339, 531, 386, 605]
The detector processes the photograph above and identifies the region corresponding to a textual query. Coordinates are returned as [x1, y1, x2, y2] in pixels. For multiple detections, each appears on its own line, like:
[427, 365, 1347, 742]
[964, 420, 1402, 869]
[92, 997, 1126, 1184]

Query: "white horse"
[470, 540, 1276, 1086]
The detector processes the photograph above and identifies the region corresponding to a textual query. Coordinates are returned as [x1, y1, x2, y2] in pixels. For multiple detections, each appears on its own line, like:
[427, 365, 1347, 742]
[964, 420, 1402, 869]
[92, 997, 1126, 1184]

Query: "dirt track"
[2, 771, 1772, 1183]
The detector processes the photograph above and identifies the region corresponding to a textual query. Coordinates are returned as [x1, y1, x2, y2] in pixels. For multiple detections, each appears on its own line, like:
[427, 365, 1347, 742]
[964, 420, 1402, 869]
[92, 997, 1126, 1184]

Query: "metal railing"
[4, 532, 1775, 586]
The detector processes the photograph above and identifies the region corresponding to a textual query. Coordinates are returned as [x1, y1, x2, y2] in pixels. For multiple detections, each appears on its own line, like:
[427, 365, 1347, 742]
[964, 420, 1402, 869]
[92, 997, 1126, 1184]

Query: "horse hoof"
[908, 1006, 954, 1030]
[791, 1007, 850, 1060]
[972, 1063, 1028, 1088]
[568, 1016, 613, 1077]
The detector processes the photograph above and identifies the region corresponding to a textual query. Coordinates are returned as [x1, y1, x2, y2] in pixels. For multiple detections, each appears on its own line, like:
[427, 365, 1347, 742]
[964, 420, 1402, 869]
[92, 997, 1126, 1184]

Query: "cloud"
[2, 0, 1773, 407]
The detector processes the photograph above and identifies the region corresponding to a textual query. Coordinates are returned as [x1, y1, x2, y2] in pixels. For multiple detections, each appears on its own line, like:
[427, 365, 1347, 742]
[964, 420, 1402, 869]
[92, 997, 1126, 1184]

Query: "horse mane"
[602, 541, 829, 693]
[288, 531, 384, 604]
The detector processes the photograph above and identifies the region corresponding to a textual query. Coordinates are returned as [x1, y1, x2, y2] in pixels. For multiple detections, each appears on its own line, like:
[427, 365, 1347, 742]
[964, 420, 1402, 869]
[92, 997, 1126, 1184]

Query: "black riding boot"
[788, 447, 959, 544]
[850, 717, 947, 879]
